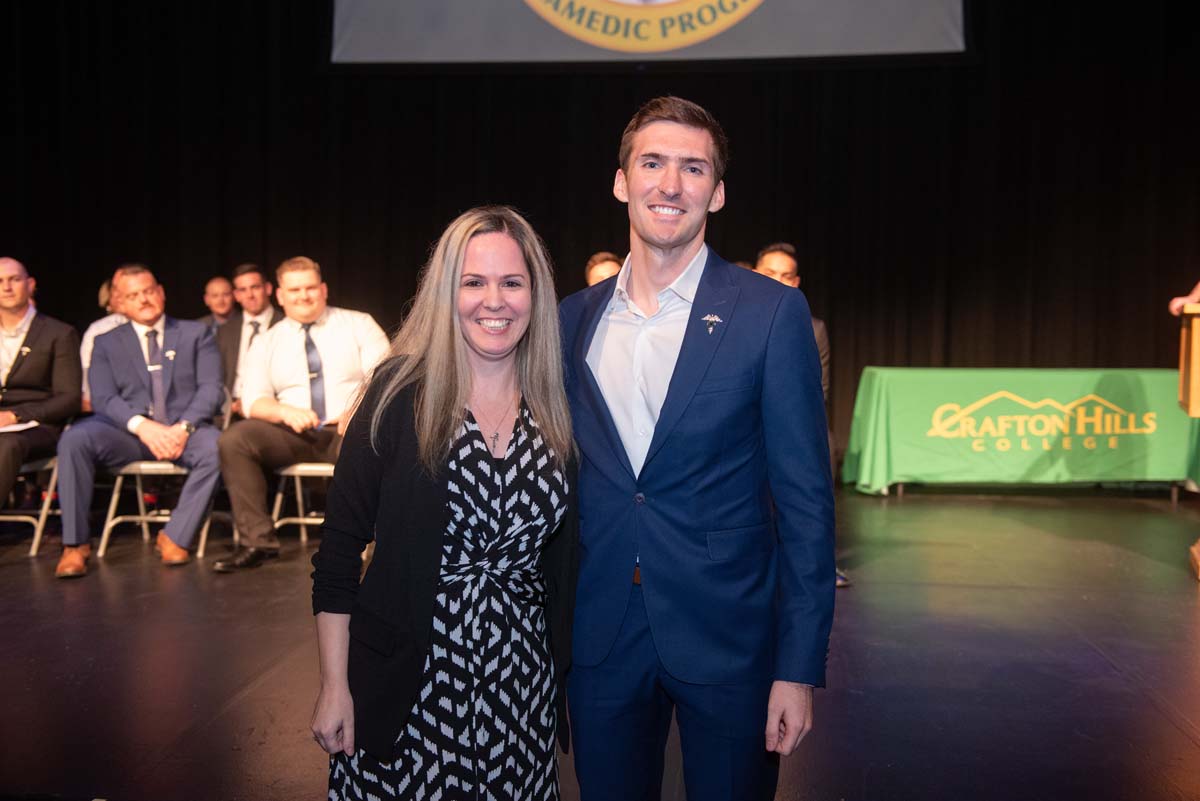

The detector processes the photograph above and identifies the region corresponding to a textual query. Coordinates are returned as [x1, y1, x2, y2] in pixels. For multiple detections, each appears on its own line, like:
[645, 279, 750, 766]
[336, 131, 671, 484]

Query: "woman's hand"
[311, 681, 356, 756]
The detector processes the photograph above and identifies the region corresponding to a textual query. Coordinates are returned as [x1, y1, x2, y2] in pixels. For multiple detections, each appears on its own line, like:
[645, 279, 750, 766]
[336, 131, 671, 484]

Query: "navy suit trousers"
[568, 584, 779, 801]
[57, 417, 221, 547]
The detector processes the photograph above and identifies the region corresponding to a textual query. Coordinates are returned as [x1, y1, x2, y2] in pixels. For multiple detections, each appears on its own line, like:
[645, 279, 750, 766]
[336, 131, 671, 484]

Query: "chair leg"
[29, 462, 58, 557]
[197, 501, 213, 559]
[271, 477, 285, 525]
[295, 475, 308, 544]
[136, 474, 151, 542]
[98, 475, 125, 558]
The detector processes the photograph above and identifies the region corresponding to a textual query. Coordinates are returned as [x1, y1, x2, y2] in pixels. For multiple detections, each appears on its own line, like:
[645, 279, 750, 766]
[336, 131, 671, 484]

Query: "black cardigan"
[311, 370, 579, 762]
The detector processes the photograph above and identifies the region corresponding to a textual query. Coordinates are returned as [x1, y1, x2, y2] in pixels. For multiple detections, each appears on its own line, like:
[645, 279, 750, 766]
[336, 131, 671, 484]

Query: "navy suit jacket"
[90, 317, 223, 430]
[560, 251, 835, 686]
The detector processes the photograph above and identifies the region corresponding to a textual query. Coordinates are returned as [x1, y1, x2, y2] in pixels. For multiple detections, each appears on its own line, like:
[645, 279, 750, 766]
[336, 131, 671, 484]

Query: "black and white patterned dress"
[330, 400, 568, 801]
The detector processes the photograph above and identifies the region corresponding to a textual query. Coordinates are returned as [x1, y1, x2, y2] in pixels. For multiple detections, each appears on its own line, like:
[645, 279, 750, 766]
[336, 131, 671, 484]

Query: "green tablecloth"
[842, 367, 1196, 494]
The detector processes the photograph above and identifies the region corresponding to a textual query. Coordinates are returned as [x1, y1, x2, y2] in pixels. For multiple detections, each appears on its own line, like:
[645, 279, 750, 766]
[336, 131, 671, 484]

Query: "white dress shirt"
[0, 305, 36, 385]
[125, 316, 168, 434]
[240, 306, 390, 424]
[80, 312, 128, 400]
[232, 307, 278, 399]
[586, 245, 707, 476]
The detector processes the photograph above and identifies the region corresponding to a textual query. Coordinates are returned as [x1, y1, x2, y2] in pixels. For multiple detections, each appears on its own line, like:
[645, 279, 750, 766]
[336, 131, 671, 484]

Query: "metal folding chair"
[96, 461, 215, 558]
[270, 462, 335, 544]
[0, 456, 61, 556]
[97, 391, 232, 559]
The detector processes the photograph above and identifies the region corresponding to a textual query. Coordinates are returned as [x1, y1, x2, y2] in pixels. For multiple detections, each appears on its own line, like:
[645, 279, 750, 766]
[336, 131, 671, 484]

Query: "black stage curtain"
[3, 2, 1198, 454]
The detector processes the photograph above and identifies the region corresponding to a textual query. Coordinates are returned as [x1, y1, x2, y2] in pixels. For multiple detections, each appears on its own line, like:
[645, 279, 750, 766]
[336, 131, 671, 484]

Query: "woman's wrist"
[320, 673, 350, 690]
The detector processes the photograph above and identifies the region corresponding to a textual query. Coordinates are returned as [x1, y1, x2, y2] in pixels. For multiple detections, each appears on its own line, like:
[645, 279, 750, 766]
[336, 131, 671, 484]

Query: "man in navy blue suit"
[559, 97, 836, 800]
[55, 264, 223, 578]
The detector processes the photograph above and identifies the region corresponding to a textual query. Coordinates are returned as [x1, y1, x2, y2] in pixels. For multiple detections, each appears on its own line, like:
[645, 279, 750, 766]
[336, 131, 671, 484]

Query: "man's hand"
[1169, 296, 1192, 316]
[135, 419, 186, 460]
[311, 680, 356, 756]
[278, 404, 321, 434]
[764, 680, 813, 756]
[0, 411, 18, 428]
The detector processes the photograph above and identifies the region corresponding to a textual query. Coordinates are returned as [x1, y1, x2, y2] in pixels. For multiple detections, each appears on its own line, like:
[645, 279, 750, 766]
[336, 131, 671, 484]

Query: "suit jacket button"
[633, 492, 645, 504]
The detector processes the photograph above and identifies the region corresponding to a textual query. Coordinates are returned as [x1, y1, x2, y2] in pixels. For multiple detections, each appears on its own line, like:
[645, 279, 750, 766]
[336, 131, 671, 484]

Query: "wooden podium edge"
[1181, 305, 1200, 417]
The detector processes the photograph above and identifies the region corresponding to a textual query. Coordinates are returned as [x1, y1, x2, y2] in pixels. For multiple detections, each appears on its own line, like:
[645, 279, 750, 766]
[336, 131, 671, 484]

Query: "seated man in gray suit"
[755, 241, 849, 587]
[55, 264, 223, 578]
[0, 257, 82, 502]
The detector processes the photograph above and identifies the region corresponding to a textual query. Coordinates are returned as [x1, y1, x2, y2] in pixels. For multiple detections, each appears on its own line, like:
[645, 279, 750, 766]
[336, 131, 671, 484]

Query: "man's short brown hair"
[112, 263, 154, 284]
[276, 256, 321, 283]
[756, 242, 797, 264]
[232, 262, 265, 281]
[585, 251, 620, 273]
[618, 96, 730, 183]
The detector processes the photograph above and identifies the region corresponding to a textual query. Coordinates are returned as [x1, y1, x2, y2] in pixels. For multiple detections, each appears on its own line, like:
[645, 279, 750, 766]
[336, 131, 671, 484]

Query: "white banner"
[332, 0, 965, 64]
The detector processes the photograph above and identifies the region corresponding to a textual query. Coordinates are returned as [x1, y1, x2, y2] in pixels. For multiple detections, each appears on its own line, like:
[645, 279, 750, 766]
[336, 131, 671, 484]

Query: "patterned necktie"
[248, 319, 261, 347]
[302, 322, 326, 423]
[145, 329, 168, 423]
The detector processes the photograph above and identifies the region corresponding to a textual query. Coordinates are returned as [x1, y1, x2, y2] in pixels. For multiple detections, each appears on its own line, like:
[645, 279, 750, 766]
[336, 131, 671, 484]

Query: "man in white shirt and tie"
[79, 276, 129, 412]
[213, 256, 389, 572]
[214, 262, 280, 417]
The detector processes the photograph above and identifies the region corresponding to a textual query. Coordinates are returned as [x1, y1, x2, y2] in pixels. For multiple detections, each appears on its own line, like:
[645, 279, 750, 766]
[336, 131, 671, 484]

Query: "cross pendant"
[491, 432, 500, 452]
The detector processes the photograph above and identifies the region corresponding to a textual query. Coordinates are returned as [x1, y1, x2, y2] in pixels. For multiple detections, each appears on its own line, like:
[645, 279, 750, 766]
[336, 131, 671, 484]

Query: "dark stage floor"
[2, 488, 1199, 801]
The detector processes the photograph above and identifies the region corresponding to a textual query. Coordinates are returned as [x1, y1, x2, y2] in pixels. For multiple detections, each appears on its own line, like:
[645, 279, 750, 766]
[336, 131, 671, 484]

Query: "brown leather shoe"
[156, 532, 192, 566]
[55, 544, 91, 579]
[1189, 540, 1200, 582]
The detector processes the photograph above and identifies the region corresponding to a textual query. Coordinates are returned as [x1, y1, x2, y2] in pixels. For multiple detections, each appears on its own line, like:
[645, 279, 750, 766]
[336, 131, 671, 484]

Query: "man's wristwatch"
[178, 420, 196, 434]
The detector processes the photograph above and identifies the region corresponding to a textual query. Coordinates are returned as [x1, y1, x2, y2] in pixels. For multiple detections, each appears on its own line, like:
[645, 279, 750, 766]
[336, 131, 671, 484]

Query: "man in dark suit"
[559, 97, 835, 800]
[55, 265, 223, 578]
[754, 243, 829, 397]
[0, 258, 81, 501]
[755, 241, 849, 587]
[215, 263, 279, 417]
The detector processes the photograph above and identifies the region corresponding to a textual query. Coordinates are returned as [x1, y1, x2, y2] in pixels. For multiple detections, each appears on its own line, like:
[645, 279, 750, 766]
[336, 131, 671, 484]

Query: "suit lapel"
[161, 317, 180, 395]
[642, 254, 739, 472]
[573, 287, 637, 484]
[3, 313, 40, 386]
[120, 323, 152, 393]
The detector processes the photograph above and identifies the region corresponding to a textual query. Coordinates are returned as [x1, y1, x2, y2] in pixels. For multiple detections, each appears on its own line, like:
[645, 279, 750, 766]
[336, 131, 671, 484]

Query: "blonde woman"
[311, 206, 576, 799]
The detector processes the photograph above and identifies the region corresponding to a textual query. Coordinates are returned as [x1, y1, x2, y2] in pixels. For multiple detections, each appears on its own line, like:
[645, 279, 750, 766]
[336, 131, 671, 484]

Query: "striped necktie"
[145, 329, 168, 423]
[302, 322, 326, 423]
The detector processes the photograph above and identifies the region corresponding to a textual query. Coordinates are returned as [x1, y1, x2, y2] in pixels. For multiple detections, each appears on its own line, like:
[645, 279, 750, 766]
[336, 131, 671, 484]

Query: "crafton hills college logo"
[524, 0, 763, 54]
[926, 391, 1158, 453]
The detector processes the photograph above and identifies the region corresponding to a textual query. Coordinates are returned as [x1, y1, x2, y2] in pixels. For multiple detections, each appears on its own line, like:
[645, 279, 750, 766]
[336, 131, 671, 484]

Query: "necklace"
[471, 393, 518, 456]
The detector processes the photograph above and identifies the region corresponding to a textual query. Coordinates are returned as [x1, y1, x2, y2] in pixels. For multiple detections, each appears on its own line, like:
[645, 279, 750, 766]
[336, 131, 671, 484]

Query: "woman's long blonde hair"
[367, 205, 573, 473]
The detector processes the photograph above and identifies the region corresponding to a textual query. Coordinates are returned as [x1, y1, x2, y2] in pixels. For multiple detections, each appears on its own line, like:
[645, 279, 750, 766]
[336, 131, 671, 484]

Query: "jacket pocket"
[349, 603, 398, 656]
[694, 370, 755, 395]
[706, 523, 774, 561]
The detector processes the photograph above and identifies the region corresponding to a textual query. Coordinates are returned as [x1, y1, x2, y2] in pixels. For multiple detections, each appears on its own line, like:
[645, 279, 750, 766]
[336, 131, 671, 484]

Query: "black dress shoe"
[212, 547, 280, 573]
